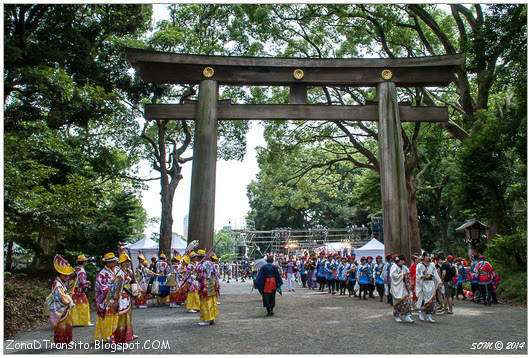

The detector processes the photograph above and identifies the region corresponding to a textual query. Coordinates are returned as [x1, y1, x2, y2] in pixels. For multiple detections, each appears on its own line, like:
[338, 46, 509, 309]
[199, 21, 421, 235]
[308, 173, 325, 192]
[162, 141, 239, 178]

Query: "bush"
[487, 233, 526, 271]
[495, 269, 527, 304]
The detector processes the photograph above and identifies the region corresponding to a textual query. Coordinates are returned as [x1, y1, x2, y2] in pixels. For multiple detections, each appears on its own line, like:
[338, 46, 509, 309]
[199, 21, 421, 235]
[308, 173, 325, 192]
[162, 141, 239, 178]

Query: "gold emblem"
[203, 66, 214, 78]
[381, 69, 393, 80]
[293, 69, 304, 80]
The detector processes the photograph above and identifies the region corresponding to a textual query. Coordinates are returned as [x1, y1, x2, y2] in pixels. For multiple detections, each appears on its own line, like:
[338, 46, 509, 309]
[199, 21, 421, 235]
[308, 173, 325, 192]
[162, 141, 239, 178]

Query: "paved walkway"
[4, 281, 527, 354]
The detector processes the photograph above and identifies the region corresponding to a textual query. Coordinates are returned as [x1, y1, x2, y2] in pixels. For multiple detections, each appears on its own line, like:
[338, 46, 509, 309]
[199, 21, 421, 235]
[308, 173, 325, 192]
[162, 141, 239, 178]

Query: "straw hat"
[118, 253, 131, 264]
[54, 254, 74, 275]
[103, 252, 118, 262]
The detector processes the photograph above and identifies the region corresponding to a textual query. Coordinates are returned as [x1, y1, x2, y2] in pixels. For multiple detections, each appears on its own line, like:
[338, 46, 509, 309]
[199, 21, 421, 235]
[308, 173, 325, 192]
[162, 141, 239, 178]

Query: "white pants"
[287, 273, 296, 291]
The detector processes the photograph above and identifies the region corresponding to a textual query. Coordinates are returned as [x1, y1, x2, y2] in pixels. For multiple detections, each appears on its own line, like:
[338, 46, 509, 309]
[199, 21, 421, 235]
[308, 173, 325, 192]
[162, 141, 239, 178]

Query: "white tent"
[355, 238, 385, 258]
[126, 237, 158, 265]
[127, 235, 189, 266]
[318, 242, 352, 253]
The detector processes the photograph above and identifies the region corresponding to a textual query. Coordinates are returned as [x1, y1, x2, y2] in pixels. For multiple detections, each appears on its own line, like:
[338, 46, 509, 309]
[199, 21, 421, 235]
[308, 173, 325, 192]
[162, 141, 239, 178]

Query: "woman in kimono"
[169, 251, 182, 308]
[134, 252, 152, 308]
[255, 255, 283, 316]
[196, 250, 220, 326]
[94, 252, 119, 342]
[415, 252, 442, 322]
[390, 255, 414, 323]
[71, 254, 91, 326]
[46, 255, 75, 343]
[110, 251, 138, 343]
[185, 252, 201, 313]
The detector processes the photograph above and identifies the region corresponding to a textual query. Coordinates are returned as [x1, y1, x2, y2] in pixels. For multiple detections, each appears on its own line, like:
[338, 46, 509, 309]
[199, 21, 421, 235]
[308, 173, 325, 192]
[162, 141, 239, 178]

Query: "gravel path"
[4, 281, 527, 354]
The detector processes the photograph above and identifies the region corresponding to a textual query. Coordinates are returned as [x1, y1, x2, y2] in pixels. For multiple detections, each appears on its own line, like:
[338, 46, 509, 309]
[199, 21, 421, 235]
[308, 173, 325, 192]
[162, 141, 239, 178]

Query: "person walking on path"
[255, 255, 283, 316]
[390, 255, 414, 323]
[474, 255, 498, 305]
[415, 252, 441, 323]
[71, 254, 92, 326]
[441, 255, 457, 314]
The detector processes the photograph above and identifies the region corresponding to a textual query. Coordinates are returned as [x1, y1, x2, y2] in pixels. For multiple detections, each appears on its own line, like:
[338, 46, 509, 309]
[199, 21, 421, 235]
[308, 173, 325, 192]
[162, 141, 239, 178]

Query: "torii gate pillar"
[377, 82, 410, 260]
[187, 79, 218, 251]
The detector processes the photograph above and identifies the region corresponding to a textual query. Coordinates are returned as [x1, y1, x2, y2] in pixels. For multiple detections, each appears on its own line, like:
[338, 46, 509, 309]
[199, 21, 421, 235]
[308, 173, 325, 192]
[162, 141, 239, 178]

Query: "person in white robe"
[415, 252, 442, 322]
[390, 255, 414, 323]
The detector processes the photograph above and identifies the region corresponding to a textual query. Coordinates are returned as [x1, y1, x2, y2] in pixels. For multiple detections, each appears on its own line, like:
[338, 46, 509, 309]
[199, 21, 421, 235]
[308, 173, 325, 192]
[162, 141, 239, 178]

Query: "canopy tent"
[354, 238, 385, 258]
[317, 242, 352, 254]
[126, 234, 188, 265]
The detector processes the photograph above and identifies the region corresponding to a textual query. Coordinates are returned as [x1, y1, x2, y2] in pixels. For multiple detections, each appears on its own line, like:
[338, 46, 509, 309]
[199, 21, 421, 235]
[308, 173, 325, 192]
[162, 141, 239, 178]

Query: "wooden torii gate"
[126, 48, 463, 260]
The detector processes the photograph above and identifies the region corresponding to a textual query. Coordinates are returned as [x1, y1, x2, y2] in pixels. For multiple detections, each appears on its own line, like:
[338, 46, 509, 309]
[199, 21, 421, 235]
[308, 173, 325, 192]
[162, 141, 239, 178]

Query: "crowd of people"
[45, 245, 221, 345]
[253, 250, 500, 322]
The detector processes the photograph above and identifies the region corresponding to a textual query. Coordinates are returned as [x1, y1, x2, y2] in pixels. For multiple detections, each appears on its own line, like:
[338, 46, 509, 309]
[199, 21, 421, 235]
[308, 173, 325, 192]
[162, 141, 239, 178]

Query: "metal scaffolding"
[230, 226, 372, 258]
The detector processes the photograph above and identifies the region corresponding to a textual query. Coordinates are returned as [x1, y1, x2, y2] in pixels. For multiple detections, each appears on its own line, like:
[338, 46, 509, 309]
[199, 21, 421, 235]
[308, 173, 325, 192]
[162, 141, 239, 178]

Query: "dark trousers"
[376, 283, 385, 300]
[347, 280, 355, 296]
[262, 291, 276, 312]
[335, 279, 341, 292]
[318, 276, 326, 291]
[339, 281, 347, 295]
[359, 283, 369, 299]
[478, 283, 497, 304]
[327, 279, 335, 293]
[368, 282, 375, 297]
[387, 283, 393, 305]
[301, 273, 307, 288]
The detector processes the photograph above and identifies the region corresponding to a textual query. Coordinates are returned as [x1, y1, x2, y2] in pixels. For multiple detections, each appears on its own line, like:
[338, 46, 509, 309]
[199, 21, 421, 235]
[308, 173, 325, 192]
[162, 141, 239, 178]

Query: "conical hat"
[54, 254, 74, 275]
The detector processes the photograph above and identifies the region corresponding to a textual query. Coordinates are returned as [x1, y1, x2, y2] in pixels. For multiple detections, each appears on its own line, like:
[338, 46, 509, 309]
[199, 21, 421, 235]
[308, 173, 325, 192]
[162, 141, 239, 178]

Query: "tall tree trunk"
[405, 173, 422, 255]
[158, 120, 173, 257]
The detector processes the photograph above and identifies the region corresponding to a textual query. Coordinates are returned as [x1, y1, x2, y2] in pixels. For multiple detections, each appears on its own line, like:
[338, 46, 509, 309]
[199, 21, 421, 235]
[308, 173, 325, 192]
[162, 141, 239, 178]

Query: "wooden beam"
[145, 103, 448, 122]
[134, 62, 457, 87]
[125, 48, 464, 87]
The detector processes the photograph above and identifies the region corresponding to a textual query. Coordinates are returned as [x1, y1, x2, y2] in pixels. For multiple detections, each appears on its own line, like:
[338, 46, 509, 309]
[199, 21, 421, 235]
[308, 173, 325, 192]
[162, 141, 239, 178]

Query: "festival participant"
[346, 256, 357, 297]
[390, 255, 414, 323]
[415, 252, 441, 323]
[455, 258, 467, 300]
[196, 250, 220, 326]
[334, 254, 343, 294]
[286, 257, 297, 292]
[300, 257, 308, 288]
[441, 255, 457, 314]
[46, 255, 75, 343]
[373, 256, 385, 301]
[337, 256, 348, 295]
[357, 257, 371, 300]
[255, 255, 283, 316]
[211, 254, 222, 305]
[474, 256, 497, 305]
[149, 257, 158, 273]
[305, 256, 315, 290]
[325, 254, 338, 294]
[382, 254, 393, 305]
[468, 255, 479, 303]
[169, 251, 181, 308]
[110, 250, 138, 343]
[434, 254, 445, 312]
[155, 252, 170, 305]
[134, 252, 154, 308]
[94, 252, 119, 343]
[316, 252, 327, 292]
[367, 256, 375, 298]
[185, 252, 201, 313]
[71, 254, 92, 326]
[409, 255, 419, 304]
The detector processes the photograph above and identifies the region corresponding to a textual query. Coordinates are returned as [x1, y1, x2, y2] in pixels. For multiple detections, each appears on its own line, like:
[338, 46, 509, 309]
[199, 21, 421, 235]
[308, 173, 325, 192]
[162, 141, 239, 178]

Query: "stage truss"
[230, 226, 373, 258]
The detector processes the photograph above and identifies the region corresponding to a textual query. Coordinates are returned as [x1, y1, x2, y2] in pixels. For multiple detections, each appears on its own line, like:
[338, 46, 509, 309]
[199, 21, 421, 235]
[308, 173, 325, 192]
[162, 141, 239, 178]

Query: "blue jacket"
[255, 263, 283, 295]
[373, 262, 384, 285]
[357, 263, 372, 284]
[317, 259, 326, 278]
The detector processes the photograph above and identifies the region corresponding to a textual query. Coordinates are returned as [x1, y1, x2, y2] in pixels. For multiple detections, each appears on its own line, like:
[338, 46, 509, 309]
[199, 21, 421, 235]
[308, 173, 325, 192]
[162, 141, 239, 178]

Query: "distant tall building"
[183, 214, 189, 239]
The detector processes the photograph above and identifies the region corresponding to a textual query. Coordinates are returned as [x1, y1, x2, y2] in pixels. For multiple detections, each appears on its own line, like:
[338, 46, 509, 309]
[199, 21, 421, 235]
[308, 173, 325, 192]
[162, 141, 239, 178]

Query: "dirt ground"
[4, 281, 527, 354]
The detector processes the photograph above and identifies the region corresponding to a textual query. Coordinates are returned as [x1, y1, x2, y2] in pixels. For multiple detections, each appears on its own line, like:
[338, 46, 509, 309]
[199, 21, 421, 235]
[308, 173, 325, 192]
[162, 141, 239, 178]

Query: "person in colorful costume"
[70, 254, 92, 326]
[255, 255, 283, 316]
[409, 255, 419, 303]
[286, 257, 297, 292]
[316, 252, 327, 291]
[373, 255, 385, 301]
[94, 252, 119, 343]
[110, 249, 138, 343]
[196, 250, 220, 326]
[346, 256, 357, 297]
[185, 252, 201, 313]
[415, 252, 441, 323]
[306, 255, 317, 290]
[155, 252, 170, 305]
[211, 254, 222, 305]
[474, 255, 497, 305]
[337, 256, 348, 295]
[169, 251, 183, 308]
[367, 256, 375, 298]
[356, 256, 371, 300]
[390, 255, 414, 323]
[382, 254, 394, 305]
[468, 255, 479, 303]
[45, 255, 75, 343]
[455, 258, 467, 300]
[325, 254, 338, 294]
[134, 251, 155, 308]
